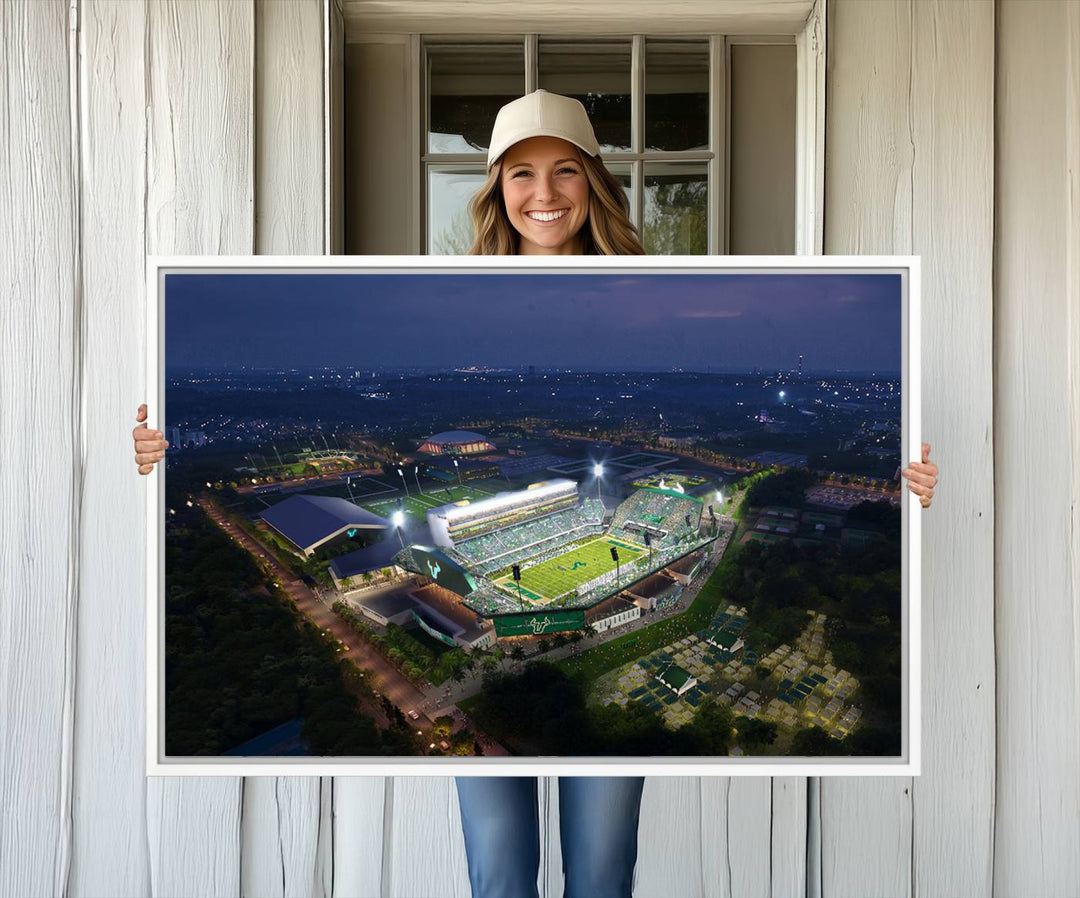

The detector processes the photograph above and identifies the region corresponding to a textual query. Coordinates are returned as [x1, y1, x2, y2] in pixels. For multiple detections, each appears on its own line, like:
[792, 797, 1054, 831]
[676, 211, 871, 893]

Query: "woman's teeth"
[527, 210, 567, 222]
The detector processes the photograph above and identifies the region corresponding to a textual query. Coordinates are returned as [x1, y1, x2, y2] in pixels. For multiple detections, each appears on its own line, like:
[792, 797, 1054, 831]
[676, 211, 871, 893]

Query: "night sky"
[165, 272, 902, 373]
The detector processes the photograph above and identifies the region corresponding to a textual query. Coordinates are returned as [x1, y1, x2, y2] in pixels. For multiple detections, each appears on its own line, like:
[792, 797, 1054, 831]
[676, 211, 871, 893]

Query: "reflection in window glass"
[428, 44, 524, 153]
[428, 168, 487, 254]
[538, 41, 632, 153]
[643, 163, 707, 254]
[645, 41, 709, 152]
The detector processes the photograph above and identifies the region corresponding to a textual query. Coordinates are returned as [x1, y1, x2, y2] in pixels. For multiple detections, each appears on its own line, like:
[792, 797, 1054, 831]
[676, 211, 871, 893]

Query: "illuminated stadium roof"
[260, 495, 388, 556]
[418, 430, 495, 455]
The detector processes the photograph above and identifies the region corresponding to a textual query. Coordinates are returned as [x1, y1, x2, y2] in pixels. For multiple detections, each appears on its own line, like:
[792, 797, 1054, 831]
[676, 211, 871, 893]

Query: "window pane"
[645, 40, 709, 152]
[643, 163, 707, 254]
[428, 167, 487, 254]
[538, 40, 631, 153]
[428, 44, 524, 154]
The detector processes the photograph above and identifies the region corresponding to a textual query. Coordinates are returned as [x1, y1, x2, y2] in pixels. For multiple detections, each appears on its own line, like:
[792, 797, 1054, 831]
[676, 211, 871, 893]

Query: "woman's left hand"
[902, 442, 938, 508]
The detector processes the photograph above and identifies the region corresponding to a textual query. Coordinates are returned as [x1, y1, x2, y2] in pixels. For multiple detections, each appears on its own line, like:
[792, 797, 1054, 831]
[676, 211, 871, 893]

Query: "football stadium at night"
[390, 477, 723, 638]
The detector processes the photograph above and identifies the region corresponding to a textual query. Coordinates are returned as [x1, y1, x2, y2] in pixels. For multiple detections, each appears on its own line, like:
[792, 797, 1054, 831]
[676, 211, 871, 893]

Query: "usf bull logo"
[426, 560, 441, 581]
[528, 616, 556, 635]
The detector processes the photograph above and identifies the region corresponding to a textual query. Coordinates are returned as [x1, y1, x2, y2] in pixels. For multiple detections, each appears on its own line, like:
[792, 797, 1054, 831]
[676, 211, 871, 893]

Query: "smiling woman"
[466, 90, 645, 256]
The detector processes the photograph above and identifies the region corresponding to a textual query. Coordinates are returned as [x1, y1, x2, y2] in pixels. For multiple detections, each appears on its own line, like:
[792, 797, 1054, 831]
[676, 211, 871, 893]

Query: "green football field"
[494, 536, 646, 603]
[363, 485, 491, 520]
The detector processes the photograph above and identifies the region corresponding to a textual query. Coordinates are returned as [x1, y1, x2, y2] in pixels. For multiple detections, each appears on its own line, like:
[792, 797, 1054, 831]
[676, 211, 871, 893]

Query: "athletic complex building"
[390, 478, 722, 638]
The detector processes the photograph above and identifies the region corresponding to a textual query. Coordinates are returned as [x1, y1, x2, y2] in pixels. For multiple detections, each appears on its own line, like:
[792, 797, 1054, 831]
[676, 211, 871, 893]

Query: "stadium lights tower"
[644, 530, 653, 565]
[414, 466, 424, 496]
[610, 545, 620, 587]
[453, 458, 462, 485]
[512, 564, 524, 612]
[593, 462, 604, 504]
[397, 467, 410, 497]
[391, 510, 405, 548]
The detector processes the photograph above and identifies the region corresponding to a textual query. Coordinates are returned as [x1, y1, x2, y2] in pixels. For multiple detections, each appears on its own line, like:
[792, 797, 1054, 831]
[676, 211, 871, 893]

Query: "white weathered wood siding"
[2, 2, 1078, 897]
[823, 2, 997, 896]
[994, 1, 1080, 894]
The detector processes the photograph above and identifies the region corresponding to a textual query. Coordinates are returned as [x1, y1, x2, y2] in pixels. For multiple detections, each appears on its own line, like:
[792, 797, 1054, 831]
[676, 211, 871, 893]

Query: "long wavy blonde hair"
[467, 149, 645, 256]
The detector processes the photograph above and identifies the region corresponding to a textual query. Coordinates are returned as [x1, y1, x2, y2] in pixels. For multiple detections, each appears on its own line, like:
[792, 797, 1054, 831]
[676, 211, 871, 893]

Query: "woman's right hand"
[133, 403, 169, 475]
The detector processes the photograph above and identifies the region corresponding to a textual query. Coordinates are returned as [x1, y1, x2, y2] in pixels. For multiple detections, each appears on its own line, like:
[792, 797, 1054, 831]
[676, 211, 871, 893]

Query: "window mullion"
[631, 34, 645, 234]
[709, 35, 726, 256]
[525, 34, 537, 93]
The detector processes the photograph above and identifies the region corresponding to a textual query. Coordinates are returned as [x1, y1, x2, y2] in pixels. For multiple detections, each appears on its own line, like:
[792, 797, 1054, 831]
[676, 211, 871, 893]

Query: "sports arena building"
[417, 430, 495, 456]
[259, 494, 388, 558]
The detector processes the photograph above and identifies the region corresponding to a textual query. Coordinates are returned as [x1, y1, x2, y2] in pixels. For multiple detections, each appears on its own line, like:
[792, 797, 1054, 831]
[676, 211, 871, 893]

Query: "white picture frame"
[146, 254, 920, 777]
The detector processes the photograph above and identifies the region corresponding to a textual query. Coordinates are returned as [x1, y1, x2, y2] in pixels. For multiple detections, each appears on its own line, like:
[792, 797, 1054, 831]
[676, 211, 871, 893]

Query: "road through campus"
[195, 496, 511, 755]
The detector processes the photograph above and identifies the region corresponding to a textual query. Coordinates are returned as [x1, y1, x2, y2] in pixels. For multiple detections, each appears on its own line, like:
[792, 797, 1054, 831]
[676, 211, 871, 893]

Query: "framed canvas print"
[145, 255, 920, 776]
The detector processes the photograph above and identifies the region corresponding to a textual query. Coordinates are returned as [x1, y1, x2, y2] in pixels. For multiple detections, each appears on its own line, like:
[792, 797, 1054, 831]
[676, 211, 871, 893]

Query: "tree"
[432, 716, 454, 738]
[683, 700, 734, 756]
[791, 726, 844, 757]
[736, 718, 778, 753]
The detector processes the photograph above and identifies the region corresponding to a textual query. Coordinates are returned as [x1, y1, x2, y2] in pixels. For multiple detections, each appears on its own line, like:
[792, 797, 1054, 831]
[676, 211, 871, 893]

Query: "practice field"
[493, 536, 646, 604]
[363, 485, 492, 521]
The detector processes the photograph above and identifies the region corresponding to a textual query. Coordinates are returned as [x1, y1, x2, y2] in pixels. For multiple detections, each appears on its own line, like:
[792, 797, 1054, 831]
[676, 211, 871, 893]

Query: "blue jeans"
[454, 776, 646, 898]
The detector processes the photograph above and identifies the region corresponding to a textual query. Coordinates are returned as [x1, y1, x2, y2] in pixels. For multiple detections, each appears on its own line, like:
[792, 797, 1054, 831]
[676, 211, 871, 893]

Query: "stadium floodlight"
[716, 489, 723, 503]
[593, 463, 604, 477]
[391, 510, 405, 548]
[511, 563, 524, 611]
[610, 545, 620, 586]
[453, 458, 462, 485]
[397, 467, 409, 497]
[414, 465, 424, 496]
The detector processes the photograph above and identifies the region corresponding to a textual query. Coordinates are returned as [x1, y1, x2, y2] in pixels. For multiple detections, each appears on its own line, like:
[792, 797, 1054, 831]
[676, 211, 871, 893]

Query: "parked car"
[407, 709, 420, 720]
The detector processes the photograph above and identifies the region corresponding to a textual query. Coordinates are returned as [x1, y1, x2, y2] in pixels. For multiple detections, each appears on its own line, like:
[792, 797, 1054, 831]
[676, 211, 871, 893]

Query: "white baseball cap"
[486, 90, 601, 169]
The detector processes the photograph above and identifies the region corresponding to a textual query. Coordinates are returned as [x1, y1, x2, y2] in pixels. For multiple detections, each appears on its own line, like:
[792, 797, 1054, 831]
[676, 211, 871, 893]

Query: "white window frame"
[389, 0, 825, 256]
